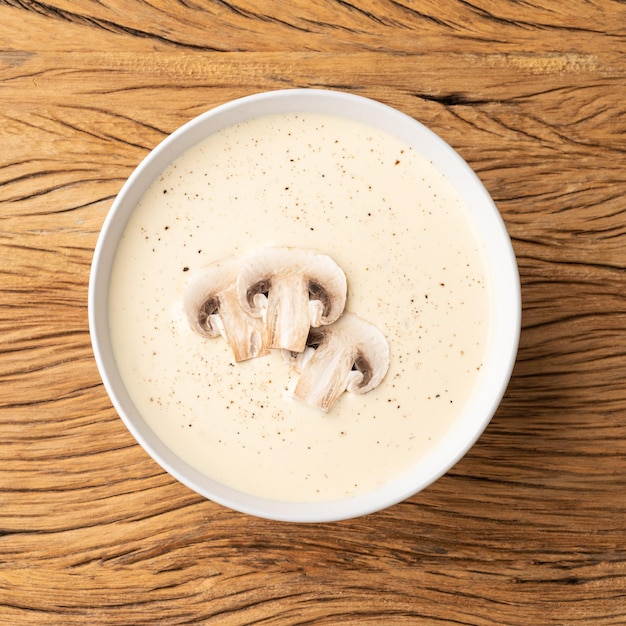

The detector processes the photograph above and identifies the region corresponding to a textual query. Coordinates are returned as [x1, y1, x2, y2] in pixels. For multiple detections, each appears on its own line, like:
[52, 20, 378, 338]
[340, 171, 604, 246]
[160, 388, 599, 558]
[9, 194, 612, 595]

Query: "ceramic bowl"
[89, 89, 520, 522]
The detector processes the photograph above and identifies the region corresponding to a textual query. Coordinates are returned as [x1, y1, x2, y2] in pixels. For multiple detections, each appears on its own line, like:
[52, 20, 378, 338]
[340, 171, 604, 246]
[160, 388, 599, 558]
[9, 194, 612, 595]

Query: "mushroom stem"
[214, 288, 268, 362]
[264, 273, 312, 352]
[292, 338, 358, 412]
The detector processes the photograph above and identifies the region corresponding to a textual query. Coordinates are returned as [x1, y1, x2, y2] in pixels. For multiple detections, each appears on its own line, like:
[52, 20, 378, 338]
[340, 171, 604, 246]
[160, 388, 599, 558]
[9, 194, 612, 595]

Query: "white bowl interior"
[89, 89, 520, 522]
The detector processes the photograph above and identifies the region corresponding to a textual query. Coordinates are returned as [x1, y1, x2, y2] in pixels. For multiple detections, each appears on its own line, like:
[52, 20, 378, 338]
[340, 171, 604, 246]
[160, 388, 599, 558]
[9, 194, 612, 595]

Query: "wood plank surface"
[1, 0, 625, 623]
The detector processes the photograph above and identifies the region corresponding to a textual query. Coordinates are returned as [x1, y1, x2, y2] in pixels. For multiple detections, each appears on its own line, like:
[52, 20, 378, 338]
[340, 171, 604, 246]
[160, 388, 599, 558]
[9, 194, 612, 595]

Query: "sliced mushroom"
[236, 247, 347, 353]
[284, 312, 390, 412]
[183, 256, 269, 362]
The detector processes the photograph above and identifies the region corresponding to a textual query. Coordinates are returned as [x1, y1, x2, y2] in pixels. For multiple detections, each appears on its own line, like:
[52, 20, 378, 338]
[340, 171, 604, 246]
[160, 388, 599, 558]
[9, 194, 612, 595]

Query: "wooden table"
[2, 1, 625, 623]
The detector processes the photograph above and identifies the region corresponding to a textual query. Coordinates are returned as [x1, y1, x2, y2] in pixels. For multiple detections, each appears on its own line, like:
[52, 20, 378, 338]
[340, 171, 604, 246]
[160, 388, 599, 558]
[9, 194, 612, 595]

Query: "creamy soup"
[109, 113, 490, 502]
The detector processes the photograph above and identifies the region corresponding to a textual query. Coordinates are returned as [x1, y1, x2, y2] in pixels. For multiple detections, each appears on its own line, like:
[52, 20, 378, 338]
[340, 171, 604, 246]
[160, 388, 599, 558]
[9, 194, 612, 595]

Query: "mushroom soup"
[108, 113, 490, 502]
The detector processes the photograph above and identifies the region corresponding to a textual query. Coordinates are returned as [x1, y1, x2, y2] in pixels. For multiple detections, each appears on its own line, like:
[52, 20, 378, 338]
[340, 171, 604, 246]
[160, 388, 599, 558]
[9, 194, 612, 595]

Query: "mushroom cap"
[183, 256, 239, 337]
[235, 246, 348, 353]
[289, 312, 390, 411]
[236, 247, 347, 326]
[310, 312, 390, 394]
[182, 256, 269, 361]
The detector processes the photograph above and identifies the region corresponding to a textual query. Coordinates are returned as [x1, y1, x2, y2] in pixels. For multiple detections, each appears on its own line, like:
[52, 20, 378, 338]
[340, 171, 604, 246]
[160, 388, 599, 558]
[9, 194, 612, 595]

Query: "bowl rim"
[88, 88, 521, 522]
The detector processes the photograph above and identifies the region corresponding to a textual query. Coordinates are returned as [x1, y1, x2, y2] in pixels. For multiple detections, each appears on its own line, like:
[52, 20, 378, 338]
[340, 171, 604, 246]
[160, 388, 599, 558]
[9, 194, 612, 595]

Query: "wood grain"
[1, 0, 626, 623]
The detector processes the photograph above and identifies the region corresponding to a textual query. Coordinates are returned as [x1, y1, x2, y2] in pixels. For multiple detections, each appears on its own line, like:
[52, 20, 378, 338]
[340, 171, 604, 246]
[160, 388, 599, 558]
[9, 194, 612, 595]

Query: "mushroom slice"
[285, 312, 390, 412]
[236, 247, 347, 353]
[183, 256, 269, 362]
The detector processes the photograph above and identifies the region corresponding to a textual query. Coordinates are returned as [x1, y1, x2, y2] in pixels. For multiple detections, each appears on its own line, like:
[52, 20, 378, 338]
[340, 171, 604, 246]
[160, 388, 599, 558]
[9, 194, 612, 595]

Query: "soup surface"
[109, 113, 490, 502]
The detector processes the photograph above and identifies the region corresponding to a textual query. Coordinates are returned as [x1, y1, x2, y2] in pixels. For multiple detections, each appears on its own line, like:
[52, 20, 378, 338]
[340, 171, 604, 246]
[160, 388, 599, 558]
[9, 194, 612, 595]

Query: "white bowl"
[89, 89, 520, 522]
